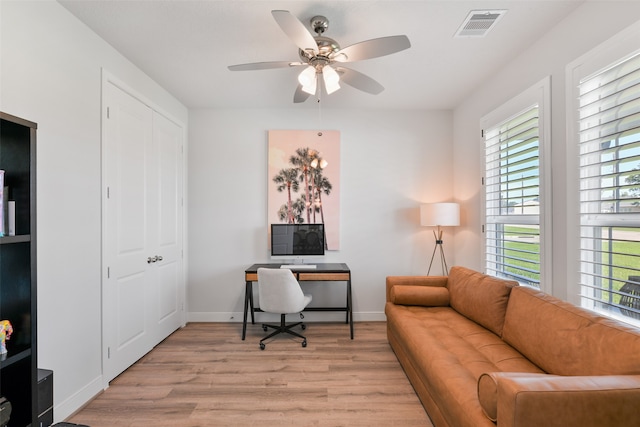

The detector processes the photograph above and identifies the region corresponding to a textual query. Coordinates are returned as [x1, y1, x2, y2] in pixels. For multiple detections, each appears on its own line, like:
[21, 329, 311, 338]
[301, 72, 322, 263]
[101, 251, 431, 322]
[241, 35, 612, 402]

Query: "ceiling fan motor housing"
[311, 15, 329, 34]
[299, 36, 341, 64]
[298, 15, 341, 67]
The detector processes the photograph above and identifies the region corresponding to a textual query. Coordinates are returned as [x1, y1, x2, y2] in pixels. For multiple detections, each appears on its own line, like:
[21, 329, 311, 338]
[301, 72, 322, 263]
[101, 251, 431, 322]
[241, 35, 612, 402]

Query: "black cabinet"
[37, 369, 52, 427]
[0, 112, 37, 427]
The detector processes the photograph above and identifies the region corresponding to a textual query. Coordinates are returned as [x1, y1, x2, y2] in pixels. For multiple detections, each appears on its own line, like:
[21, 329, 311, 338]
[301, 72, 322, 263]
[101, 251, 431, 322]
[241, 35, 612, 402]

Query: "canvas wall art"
[268, 130, 340, 250]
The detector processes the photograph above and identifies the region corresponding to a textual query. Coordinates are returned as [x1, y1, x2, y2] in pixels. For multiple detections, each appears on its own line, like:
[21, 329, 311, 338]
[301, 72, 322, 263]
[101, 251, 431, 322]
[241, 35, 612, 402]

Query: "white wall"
[187, 108, 452, 321]
[451, 2, 640, 300]
[0, 0, 187, 421]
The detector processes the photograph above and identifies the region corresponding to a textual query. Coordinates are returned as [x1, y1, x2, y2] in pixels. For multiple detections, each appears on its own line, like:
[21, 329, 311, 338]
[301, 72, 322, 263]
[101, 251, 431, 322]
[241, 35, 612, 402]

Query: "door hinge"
[481, 177, 485, 185]
[107, 266, 110, 279]
[107, 107, 110, 119]
[107, 347, 111, 359]
[482, 224, 485, 233]
[107, 186, 110, 199]
[481, 129, 484, 138]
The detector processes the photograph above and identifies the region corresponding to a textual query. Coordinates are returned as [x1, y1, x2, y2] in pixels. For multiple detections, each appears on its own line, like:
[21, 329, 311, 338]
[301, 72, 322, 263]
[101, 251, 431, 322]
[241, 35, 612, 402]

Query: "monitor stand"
[280, 261, 317, 269]
[280, 264, 317, 269]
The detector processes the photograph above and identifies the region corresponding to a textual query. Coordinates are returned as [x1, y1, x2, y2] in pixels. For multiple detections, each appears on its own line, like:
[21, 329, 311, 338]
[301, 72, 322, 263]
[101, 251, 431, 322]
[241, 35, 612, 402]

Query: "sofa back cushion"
[502, 286, 640, 375]
[448, 266, 519, 336]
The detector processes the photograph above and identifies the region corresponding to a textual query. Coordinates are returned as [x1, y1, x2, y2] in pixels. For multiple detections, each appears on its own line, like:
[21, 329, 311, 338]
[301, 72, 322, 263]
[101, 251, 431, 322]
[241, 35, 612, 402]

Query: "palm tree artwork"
[273, 148, 332, 244]
[268, 130, 340, 250]
[273, 168, 299, 224]
[311, 166, 332, 224]
[289, 147, 316, 224]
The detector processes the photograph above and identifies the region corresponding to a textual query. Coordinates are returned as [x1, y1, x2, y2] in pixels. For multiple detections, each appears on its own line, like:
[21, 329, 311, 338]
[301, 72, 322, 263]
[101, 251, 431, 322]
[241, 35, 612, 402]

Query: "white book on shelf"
[2, 186, 7, 236]
[8, 201, 15, 236]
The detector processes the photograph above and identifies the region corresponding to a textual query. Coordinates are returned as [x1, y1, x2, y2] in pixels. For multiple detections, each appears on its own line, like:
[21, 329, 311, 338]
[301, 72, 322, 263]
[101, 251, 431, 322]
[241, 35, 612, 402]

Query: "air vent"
[455, 10, 507, 38]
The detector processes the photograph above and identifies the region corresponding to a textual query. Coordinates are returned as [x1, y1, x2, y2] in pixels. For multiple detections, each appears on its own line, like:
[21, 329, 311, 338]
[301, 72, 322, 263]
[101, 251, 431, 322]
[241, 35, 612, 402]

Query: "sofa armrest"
[479, 372, 640, 427]
[385, 276, 448, 303]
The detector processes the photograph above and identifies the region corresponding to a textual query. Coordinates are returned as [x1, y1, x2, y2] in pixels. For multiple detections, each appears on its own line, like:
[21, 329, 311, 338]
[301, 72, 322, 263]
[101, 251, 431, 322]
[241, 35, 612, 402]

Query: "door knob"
[147, 256, 158, 264]
[157, 255, 163, 262]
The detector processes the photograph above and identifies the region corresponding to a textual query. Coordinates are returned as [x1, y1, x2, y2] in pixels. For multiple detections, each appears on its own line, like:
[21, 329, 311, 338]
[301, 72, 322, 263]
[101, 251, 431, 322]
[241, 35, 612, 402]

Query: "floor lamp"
[420, 203, 460, 275]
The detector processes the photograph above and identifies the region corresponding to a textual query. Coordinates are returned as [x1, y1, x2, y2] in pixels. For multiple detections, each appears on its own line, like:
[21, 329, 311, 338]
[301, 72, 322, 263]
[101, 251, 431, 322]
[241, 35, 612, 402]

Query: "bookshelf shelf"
[0, 235, 30, 244]
[0, 349, 31, 369]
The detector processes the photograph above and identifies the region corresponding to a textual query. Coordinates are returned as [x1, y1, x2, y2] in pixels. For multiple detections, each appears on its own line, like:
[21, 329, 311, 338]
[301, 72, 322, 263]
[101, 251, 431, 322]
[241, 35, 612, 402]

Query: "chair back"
[257, 268, 307, 314]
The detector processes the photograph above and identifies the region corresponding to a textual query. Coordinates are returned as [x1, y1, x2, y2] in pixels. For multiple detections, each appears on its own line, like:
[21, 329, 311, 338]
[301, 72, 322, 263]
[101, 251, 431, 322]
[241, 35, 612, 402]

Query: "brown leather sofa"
[385, 266, 640, 427]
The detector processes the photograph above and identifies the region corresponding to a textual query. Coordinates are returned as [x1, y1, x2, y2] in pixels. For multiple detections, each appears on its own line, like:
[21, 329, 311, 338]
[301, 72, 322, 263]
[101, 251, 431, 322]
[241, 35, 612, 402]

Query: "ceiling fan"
[228, 10, 411, 103]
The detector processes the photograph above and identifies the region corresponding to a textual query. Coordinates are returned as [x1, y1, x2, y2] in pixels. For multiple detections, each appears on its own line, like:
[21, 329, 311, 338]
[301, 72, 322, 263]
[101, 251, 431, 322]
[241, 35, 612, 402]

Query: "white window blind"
[578, 51, 640, 321]
[484, 105, 541, 287]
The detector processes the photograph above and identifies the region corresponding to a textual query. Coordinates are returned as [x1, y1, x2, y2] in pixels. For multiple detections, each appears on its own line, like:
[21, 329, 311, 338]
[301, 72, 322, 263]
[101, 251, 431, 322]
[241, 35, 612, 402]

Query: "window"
[577, 51, 640, 321]
[482, 78, 551, 289]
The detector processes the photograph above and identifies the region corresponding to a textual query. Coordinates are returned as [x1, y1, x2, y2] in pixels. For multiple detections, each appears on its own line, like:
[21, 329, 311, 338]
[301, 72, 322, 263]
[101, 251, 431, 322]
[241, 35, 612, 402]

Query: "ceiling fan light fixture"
[298, 65, 316, 86]
[302, 79, 317, 95]
[322, 65, 340, 94]
[298, 66, 318, 94]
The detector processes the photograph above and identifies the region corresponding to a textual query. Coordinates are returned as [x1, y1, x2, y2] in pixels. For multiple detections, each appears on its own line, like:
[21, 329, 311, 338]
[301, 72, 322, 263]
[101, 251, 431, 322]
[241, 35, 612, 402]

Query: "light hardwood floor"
[67, 322, 433, 427]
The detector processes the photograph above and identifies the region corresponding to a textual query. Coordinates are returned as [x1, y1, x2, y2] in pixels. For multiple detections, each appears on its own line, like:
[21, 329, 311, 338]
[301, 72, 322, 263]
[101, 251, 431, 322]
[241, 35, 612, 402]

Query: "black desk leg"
[248, 282, 255, 324]
[345, 282, 350, 324]
[242, 281, 251, 340]
[347, 278, 354, 339]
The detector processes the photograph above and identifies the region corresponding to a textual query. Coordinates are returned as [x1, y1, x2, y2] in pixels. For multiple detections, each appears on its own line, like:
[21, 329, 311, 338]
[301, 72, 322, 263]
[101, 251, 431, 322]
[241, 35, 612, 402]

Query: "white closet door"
[150, 112, 184, 343]
[102, 80, 184, 383]
[103, 82, 154, 382]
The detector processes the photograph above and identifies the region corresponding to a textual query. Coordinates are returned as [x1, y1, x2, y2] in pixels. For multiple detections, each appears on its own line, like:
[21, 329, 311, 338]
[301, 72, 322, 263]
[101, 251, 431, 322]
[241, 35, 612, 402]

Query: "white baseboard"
[54, 374, 104, 423]
[352, 312, 387, 321]
[187, 311, 240, 322]
[187, 311, 386, 323]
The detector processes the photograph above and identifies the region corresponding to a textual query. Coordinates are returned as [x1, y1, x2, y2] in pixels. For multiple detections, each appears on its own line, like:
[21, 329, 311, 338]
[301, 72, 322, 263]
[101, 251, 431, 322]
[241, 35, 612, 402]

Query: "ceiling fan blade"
[332, 35, 411, 62]
[228, 61, 304, 71]
[272, 10, 318, 55]
[294, 84, 312, 103]
[336, 67, 384, 95]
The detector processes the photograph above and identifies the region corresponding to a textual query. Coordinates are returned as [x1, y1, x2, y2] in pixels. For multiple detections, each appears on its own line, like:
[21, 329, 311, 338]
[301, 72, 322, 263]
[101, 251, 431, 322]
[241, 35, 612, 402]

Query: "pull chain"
[317, 85, 323, 132]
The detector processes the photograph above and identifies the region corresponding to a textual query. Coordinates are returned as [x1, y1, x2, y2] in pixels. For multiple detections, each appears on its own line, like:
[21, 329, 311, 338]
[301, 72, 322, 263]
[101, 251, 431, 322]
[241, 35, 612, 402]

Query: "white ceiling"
[58, 0, 585, 110]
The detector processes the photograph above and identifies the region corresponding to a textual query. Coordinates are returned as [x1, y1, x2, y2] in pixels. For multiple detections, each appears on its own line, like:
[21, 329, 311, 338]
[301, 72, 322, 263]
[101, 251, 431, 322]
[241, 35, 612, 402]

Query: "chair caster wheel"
[260, 342, 265, 350]
[301, 324, 306, 330]
[301, 340, 307, 348]
[262, 325, 268, 331]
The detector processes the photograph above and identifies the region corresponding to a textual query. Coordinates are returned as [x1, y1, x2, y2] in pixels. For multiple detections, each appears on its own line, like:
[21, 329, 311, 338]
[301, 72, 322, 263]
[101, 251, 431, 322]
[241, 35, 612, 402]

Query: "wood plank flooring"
[67, 322, 433, 427]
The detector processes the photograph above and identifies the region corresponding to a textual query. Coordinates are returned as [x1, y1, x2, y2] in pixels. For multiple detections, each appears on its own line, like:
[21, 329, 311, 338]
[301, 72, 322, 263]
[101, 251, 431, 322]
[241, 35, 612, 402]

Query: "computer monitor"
[270, 223, 325, 263]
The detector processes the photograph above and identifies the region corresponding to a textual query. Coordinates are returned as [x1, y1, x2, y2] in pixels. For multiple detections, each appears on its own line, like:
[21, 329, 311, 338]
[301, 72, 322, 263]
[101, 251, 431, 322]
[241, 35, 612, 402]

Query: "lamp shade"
[420, 203, 460, 227]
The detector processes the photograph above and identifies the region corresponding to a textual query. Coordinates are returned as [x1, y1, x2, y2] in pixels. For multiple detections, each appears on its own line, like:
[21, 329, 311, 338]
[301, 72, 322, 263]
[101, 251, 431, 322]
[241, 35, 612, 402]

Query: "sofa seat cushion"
[448, 266, 519, 337]
[386, 302, 543, 427]
[502, 286, 640, 376]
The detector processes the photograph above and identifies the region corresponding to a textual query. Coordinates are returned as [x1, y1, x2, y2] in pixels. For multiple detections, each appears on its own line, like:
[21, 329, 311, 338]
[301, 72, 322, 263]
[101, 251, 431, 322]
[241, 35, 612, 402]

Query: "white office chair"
[257, 267, 312, 350]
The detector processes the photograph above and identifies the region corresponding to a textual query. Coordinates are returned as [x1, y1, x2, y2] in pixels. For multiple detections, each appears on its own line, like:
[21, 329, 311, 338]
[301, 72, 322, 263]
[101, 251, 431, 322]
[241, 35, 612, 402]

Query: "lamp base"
[427, 227, 449, 275]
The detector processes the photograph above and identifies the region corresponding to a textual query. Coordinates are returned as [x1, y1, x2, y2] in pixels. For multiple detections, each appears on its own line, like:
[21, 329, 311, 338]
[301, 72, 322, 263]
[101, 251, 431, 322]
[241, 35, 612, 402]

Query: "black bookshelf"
[0, 112, 37, 427]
